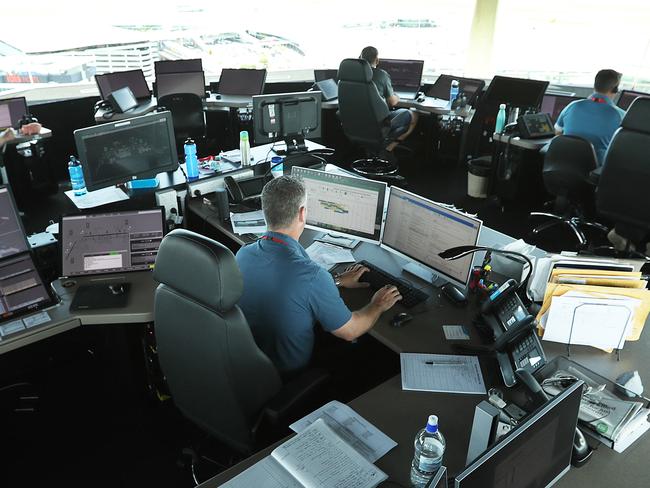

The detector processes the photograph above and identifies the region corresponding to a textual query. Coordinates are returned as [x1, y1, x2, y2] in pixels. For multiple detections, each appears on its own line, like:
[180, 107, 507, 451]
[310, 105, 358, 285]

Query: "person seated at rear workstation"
[555, 69, 626, 166]
[235, 176, 402, 376]
[360, 46, 418, 152]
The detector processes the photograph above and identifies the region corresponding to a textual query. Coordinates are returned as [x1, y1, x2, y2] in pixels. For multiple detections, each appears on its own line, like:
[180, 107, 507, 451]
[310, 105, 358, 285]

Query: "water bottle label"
[418, 454, 442, 474]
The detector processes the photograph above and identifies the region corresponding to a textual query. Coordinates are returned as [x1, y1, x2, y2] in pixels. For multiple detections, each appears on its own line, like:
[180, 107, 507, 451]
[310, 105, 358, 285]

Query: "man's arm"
[331, 285, 401, 341]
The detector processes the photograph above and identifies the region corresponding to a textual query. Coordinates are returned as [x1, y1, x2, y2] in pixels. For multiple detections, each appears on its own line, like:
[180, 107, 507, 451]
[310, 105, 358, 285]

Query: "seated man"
[236, 175, 401, 374]
[360, 46, 418, 152]
[555, 69, 626, 166]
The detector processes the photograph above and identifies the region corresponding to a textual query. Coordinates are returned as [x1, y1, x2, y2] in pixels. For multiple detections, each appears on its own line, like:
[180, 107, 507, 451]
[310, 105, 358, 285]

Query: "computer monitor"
[427, 75, 485, 105]
[0, 185, 56, 324]
[381, 187, 482, 286]
[155, 71, 206, 99]
[253, 91, 322, 153]
[95, 69, 151, 101]
[378, 58, 424, 93]
[616, 89, 650, 110]
[314, 69, 338, 82]
[0, 97, 28, 130]
[60, 208, 165, 277]
[540, 94, 583, 124]
[455, 380, 583, 488]
[484, 76, 549, 109]
[73, 111, 179, 191]
[291, 166, 387, 243]
[154, 58, 203, 75]
[0, 185, 29, 260]
[218, 69, 267, 96]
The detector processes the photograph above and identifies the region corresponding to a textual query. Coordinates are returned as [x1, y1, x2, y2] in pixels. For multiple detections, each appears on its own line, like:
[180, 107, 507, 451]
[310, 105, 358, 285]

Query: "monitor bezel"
[454, 380, 583, 488]
[0, 96, 28, 129]
[94, 69, 151, 101]
[59, 206, 166, 278]
[73, 111, 179, 192]
[291, 166, 387, 244]
[380, 186, 482, 288]
[218, 68, 267, 96]
[484, 75, 549, 109]
[253, 91, 322, 145]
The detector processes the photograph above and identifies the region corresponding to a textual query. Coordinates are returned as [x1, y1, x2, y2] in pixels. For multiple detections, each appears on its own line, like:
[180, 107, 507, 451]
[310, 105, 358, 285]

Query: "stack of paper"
[305, 242, 355, 270]
[400, 353, 486, 394]
[230, 210, 267, 235]
[536, 266, 650, 351]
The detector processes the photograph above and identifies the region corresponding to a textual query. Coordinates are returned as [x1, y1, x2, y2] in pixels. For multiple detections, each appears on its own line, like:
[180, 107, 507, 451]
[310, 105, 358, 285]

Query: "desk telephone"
[224, 175, 270, 204]
[502, 113, 554, 139]
[480, 279, 547, 387]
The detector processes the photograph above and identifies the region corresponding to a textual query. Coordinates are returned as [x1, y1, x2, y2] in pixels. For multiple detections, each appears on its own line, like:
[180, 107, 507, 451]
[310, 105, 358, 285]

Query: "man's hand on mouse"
[371, 285, 402, 312]
[336, 263, 370, 289]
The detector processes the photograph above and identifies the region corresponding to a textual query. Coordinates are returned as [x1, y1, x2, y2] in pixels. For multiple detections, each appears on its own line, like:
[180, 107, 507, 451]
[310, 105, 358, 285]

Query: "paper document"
[305, 242, 355, 270]
[64, 186, 128, 209]
[542, 294, 638, 350]
[222, 419, 386, 488]
[289, 401, 396, 463]
[442, 325, 471, 341]
[230, 210, 267, 235]
[400, 353, 486, 394]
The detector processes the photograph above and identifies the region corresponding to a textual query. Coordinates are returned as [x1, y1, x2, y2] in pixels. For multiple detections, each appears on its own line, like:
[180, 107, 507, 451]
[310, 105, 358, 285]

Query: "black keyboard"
[356, 260, 429, 308]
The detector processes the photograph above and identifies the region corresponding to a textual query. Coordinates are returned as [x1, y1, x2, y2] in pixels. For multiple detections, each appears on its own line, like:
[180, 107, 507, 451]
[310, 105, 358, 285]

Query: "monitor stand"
[274, 136, 308, 156]
[126, 177, 159, 190]
[402, 262, 439, 285]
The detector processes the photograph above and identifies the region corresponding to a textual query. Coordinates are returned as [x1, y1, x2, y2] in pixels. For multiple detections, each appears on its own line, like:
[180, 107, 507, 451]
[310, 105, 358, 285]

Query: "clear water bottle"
[449, 80, 460, 107]
[270, 155, 284, 178]
[184, 138, 199, 180]
[410, 415, 446, 487]
[240, 130, 251, 167]
[495, 103, 507, 133]
[68, 155, 87, 196]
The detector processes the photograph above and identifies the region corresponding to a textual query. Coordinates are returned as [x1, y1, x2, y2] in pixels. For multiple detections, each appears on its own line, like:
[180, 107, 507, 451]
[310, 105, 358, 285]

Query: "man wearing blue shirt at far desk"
[555, 69, 626, 166]
[236, 176, 402, 374]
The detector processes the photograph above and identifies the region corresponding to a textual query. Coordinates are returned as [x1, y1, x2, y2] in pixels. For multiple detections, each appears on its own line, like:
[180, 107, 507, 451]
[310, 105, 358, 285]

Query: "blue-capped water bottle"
[184, 138, 199, 180]
[410, 415, 446, 487]
[68, 155, 87, 196]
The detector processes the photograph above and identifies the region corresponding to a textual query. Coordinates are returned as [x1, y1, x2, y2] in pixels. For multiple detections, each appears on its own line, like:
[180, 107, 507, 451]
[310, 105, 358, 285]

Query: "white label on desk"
[0, 320, 26, 336]
[443, 325, 471, 340]
[23, 311, 51, 328]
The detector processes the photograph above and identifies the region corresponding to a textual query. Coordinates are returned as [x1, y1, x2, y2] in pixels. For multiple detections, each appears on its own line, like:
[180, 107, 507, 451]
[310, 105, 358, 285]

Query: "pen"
[424, 360, 465, 366]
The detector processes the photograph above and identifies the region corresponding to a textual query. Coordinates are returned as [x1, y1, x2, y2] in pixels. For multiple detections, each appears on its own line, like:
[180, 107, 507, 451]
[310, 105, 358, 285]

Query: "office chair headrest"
[154, 229, 243, 312]
[338, 58, 373, 83]
[621, 97, 650, 133]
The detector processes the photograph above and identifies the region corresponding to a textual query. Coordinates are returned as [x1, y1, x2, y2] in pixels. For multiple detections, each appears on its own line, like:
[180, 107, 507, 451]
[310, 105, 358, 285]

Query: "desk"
[322, 95, 456, 116]
[0, 271, 157, 355]
[200, 222, 650, 487]
[493, 132, 553, 151]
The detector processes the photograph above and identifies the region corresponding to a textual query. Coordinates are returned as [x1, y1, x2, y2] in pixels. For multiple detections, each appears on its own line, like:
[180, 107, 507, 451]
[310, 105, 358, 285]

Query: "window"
[492, 0, 650, 91]
[0, 0, 477, 101]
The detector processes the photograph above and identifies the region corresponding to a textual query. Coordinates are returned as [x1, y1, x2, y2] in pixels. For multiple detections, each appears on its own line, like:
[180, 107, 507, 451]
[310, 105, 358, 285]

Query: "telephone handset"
[224, 175, 270, 205]
[481, 279, 547, 387]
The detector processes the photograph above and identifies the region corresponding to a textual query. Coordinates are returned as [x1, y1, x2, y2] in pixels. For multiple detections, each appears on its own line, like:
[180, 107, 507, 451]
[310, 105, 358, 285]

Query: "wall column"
[466, 0, 500, 77]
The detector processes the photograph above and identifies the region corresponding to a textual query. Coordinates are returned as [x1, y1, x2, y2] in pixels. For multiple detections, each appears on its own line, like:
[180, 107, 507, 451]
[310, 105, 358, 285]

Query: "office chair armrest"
[263, 368, 330, 424]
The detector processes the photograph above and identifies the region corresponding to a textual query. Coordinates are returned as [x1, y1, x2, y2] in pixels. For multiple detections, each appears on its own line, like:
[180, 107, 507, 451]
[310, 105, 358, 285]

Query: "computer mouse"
[417, 96, 426, 103]
[391, 312, 413, 328]
[215, 94, 222, 100]
[108, 284, 126, 295]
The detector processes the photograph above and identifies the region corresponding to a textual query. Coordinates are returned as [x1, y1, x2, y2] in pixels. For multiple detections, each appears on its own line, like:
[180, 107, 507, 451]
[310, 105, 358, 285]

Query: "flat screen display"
[218, 69, 266, 96]
[95, 70, 150, 100]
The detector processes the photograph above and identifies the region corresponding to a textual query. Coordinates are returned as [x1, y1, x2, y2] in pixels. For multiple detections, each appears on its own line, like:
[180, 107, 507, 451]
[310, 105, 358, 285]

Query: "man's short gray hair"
[261, 175, 306, 230]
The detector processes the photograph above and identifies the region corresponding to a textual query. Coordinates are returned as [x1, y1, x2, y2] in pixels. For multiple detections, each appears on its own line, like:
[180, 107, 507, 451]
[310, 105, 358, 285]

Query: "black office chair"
[528, 135, 608, 248]
[337, 58, 405, 177]
[153, 229, 328, 472]
[157, 93, 206, 155]
[596, 97, 650, 255]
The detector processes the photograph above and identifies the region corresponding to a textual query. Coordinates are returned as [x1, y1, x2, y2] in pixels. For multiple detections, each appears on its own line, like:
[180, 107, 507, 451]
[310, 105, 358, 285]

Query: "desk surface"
[493, 132, 553, 150]
[322, 95, 458, 115]
[200, 224, 650, 487]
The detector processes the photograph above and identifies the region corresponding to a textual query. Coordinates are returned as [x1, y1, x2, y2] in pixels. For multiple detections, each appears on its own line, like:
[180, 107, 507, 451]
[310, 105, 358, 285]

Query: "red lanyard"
[592, 97, 607, 104]
[260, 235, 289, 246]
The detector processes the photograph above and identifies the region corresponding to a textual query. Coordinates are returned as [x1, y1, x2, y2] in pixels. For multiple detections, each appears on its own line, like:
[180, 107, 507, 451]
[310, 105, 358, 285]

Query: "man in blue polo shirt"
[236, 175, 401, 374]
[555, 69, 626, 166]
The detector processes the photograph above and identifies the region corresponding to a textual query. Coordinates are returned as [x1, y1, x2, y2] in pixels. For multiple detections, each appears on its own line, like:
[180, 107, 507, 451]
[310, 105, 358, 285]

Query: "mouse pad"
[70, 283, 130, 311]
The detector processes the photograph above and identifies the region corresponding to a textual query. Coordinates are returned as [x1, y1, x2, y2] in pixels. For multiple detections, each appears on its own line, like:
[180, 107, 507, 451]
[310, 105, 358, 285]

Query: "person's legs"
[386, 109, 418, 151]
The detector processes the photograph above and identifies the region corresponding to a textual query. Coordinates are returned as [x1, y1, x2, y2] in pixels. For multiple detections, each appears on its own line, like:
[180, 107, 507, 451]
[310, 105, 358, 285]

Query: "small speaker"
[108, 86, 138, 113]
[466, 400, 500, 465]
[209, 188, 229, 221]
